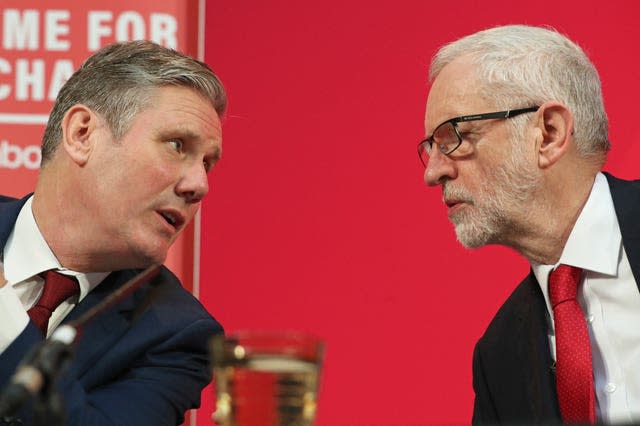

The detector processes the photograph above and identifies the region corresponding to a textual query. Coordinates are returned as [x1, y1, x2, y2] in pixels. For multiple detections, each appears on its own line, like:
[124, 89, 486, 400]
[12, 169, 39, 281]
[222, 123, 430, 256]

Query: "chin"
[142, 248, 169, 267]
[454, 222, 495, 249]
[126, 241, 170, 269]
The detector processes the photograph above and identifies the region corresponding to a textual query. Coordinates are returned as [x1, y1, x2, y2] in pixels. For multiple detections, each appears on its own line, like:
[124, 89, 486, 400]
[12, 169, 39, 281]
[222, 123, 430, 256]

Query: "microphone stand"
[0, 264, 161, 424]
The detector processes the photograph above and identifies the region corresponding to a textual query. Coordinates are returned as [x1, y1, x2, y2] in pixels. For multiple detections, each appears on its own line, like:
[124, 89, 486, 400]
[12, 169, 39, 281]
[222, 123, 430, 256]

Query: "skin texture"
[424, 56, 540, 249]
[423, 55, 601, 264]
[31, 85, 223, 272]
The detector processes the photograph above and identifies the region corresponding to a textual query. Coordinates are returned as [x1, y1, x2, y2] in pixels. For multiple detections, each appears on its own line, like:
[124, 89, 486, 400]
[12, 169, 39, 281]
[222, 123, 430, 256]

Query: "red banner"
[0, 1, 203, 423]
[0, 0, 201, 284]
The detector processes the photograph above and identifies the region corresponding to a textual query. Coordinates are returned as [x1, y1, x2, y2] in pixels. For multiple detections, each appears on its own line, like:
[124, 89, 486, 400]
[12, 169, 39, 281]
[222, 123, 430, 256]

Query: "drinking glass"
[210, 330, 325, 426]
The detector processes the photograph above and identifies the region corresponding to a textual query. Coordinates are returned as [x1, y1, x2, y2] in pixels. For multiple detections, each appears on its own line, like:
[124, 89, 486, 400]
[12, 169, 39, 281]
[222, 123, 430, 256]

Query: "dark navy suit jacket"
[472, 173, 640, 425]
[0, 195, 223, 425]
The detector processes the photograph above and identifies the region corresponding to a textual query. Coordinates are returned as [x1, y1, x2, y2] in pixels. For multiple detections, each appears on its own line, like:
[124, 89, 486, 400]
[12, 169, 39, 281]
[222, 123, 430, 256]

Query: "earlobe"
[61, 105, 96, 166]
[536, 102, 574, 169]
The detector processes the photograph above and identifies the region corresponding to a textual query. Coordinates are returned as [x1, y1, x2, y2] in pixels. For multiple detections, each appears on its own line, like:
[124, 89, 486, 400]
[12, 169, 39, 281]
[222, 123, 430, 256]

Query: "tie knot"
[28, 270, 80, 335]
[38, 270, 79, 306]
[549, 264, 582, 308]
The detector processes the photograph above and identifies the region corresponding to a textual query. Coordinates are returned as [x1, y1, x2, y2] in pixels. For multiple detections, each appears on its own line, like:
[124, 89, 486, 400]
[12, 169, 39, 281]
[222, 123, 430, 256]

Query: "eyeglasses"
[417, 106, 540, 167]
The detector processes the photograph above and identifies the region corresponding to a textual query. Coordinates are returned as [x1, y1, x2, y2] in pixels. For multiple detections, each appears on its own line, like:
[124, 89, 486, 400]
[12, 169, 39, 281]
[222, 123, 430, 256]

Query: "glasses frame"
[417, 106, 540, 167]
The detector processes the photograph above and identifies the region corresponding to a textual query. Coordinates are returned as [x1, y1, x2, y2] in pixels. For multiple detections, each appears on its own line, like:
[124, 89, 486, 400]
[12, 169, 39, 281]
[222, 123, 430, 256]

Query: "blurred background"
[1, 0, 639, 424]
[200, 1, 640, 424]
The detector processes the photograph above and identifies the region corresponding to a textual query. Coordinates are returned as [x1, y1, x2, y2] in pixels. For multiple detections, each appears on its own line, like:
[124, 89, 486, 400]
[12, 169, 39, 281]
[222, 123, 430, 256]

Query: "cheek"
[100, 147, 182, 207]
[130, 160, 180, 192]
[463, 163, 496, 203]
[458, 162, 489, 190]
[104, 167, 173, 217]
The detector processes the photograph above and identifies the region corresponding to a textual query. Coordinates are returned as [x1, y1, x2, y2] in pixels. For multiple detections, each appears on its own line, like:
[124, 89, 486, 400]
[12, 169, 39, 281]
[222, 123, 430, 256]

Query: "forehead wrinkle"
[426, 83, 480, 131]
[425, 57, 482, 134]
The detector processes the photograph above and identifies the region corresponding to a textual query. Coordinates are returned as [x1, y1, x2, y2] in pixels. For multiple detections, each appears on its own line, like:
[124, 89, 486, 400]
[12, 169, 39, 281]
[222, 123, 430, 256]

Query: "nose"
[424, 148, 457, 186]
[176, 161, 209, 203]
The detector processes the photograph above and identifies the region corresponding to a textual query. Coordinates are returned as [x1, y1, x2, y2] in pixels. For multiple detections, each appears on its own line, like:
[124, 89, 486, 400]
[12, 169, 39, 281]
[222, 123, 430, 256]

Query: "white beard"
[447, 144, 539, 248]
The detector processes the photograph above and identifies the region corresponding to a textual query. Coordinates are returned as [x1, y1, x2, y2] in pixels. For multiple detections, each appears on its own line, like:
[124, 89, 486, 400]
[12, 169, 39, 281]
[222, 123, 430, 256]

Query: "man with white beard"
[419, 25, 640, 425]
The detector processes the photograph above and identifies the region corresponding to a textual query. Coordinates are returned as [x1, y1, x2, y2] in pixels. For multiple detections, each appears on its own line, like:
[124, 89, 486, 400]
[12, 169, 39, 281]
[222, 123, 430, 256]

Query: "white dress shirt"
[0, 196, 107, 353]
[532, 172, 640, 424]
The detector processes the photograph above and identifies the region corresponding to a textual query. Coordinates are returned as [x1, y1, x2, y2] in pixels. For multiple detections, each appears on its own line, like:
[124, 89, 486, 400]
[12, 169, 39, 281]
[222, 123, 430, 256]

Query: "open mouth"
[158, 210, 184, 229]
[161, 212, 176, 226]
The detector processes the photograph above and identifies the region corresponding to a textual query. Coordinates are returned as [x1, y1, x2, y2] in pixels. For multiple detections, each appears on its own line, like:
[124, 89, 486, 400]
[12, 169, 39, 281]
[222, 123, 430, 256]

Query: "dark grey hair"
[41, 40, 227, 164]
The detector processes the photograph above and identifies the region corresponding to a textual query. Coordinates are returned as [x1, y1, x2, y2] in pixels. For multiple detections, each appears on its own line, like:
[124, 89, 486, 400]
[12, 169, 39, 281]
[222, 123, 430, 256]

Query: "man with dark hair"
[420, 25, 640, 425]
[0, 40, 226, 425]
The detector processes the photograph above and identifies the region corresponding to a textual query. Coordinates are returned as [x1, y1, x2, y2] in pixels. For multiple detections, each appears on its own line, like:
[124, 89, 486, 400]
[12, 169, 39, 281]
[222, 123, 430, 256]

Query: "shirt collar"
[557, 172, 620, 275]
[3, 196, 107, 299]
[532, 172, 622, 310]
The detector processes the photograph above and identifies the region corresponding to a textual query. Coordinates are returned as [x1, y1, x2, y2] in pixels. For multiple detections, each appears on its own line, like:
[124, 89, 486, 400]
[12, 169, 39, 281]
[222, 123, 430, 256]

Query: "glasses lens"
[419, 121, 462, 167]
[418, 139, 430, 166]
[433, 121, 460, 155]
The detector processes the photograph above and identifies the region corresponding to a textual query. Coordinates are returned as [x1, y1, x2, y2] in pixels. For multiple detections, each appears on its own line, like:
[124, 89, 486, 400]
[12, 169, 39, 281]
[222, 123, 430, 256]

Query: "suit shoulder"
[134, 266, 222, 331]
[478, 273, 543, 345]
[603, 171, 640, 186]
[0, 195, 18, 203]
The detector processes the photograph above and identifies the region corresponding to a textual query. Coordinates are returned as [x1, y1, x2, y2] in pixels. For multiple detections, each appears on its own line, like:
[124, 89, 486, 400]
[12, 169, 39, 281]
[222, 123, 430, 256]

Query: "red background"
[199, 1, 640, 424]
[2, 1, 640, 424]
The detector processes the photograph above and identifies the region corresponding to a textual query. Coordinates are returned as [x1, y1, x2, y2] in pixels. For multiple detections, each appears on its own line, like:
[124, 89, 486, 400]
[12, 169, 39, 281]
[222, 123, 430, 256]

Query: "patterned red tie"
[27, 270, 79, 336]
[549, 265, 596, 424]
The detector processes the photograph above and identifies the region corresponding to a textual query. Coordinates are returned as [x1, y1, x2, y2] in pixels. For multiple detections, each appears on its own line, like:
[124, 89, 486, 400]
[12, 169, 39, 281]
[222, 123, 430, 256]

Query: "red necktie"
[549, 265, 596, 424]
[27, 270, 79, 336]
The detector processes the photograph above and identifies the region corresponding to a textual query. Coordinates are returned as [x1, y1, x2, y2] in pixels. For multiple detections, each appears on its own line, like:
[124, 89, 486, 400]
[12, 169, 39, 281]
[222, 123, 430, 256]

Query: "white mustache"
[442, 183, 474, 204]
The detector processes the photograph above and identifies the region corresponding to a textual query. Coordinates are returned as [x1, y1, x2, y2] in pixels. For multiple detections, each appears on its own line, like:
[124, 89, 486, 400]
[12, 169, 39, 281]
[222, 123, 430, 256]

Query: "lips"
[443, 191, 472, 216]
[157, 208, 186, 230]
[444, 199, 465, 215]
[445, 199, 462, 208]
[442, 184, 472, 214]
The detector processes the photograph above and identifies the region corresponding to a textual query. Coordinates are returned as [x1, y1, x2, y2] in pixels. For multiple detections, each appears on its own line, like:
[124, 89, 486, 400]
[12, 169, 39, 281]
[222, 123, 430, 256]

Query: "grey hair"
[41, 40, 227, 164]
[429, 25, 609, 158]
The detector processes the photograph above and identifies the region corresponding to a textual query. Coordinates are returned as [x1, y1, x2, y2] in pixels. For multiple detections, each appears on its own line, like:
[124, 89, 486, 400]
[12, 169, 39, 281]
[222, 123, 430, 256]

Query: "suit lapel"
[515, 273, 560, 419]
[0, 195, 30, 251]
[605, 173, 640, 292]
[63, 270, 138, 379]
[478, 272, 559, 421]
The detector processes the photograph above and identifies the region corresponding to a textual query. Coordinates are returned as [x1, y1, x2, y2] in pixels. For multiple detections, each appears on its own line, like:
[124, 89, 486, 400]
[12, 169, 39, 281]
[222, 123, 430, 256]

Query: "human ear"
[535, 102, 574, 169]
[60, 104, 97, 166]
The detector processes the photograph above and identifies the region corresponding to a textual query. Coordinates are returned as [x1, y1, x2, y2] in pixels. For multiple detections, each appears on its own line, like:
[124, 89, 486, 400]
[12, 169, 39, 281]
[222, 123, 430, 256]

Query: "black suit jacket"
[0, 195, 223, 425]
[472, 173, 640, 425]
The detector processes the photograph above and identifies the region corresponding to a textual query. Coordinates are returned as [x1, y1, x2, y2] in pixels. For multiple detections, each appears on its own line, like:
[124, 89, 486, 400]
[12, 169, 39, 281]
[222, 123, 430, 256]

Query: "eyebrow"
[209, 145, 222, 162]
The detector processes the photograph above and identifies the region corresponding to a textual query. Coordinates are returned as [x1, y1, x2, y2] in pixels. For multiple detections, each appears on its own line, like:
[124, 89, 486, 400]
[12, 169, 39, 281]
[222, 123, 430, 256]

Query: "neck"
[32, 165, 149, 272]
[504, 171, 598, 265]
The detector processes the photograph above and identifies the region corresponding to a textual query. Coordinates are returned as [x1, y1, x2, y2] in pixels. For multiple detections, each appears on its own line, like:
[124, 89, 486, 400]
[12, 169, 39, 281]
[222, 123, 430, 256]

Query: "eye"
[460, 132, 475, 143]
[458, 131, 480, 144]
[167, 139, 183, 152]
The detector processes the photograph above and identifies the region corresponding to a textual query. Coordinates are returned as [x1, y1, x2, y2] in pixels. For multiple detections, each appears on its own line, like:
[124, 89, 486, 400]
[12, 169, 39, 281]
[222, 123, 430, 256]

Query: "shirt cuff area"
[0, 284, 30, 354]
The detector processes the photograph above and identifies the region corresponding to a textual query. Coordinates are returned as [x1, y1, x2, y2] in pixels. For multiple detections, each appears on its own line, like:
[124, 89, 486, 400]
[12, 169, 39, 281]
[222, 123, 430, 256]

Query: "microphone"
[0, 325, 76, 417]
[0, 264, 161, 418]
